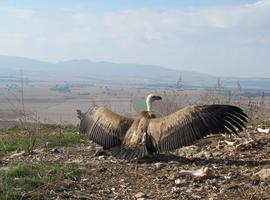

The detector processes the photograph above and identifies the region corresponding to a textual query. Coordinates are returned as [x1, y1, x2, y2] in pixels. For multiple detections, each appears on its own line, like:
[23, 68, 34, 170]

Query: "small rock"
[191, 194, 201, 199]
[98, 155, 105, 160]
[176, 178, 188, 186]
[168, 161, 179, 165]
[51, 148, 60, 153]
[86, 145, 94, 150]
[171, 186, 180, 193]
[235, 142, 253, 152]
[179, 167, 212, 177]
[68, 159, 82, 163]
[134, 192, 146, 198]
[168, 174, 176, 180]
[97, 167, 107, 172]
[175, 179, 182, 185]
[223, 175, 231, 180]
[216, 142, 225, 149]
[9, 151, 25, 158]
[33, 148, 44, 154]
[224, 140, 235, 146]
[176, 145, 200, 157]
[154, 162, 166, 170]
[203, 151, 212, 159]
[212, 151, 223, 157]
[94, 149, 107, 156]
[255, 168, 270, 180]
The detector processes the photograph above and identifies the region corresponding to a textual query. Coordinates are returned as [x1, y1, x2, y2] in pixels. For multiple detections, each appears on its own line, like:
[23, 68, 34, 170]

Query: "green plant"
[0, 162, 83, 199]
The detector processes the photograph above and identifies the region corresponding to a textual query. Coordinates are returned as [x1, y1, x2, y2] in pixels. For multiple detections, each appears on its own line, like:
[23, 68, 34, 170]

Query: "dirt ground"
[1, 127, 270, 200]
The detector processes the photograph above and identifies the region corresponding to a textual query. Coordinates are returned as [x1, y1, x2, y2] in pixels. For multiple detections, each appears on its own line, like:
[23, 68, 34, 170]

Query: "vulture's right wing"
[79, 107, 134, 149]
[148, 104, 248, 152]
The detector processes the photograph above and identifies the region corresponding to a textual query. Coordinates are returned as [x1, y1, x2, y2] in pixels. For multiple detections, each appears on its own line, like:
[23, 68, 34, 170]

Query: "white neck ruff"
[146, 98, 152, 111]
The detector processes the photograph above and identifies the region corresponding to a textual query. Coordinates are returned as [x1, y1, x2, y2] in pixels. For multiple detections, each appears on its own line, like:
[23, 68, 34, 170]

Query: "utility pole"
[176, 75, 182, 91]
[260, 91, 265, 106]
[216, 78, 222, 94]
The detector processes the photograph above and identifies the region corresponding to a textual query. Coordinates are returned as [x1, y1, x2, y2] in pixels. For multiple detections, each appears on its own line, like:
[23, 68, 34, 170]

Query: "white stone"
[255, 168, 270, 180]
[134, 192, 146, 198]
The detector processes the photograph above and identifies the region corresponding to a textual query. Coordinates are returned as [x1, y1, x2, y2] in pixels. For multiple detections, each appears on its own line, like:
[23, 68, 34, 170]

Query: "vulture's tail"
[110, 144, 149, 160]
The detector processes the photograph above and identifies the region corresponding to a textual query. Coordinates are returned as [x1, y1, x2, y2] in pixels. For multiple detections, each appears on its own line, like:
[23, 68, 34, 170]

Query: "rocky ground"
[1, 128, 270, 200]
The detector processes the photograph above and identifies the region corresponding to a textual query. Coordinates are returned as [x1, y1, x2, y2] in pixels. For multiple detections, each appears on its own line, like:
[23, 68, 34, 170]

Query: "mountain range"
[0, 55, 269, 90]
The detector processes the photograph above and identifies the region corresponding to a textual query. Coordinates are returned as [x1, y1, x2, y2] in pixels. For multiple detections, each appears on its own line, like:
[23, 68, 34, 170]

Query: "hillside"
[0, 124, 270, 199]
[1, 55, 270, 89]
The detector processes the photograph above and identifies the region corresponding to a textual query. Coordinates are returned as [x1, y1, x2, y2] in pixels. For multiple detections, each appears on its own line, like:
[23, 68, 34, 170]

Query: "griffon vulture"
[79, 94, 248, 159]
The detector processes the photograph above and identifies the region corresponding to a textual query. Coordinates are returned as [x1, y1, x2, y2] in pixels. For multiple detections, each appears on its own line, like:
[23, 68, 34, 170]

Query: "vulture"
[79, 94, 248, 160]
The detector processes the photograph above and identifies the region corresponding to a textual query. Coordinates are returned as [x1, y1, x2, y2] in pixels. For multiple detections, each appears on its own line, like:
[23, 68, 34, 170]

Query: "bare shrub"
[2, 70, 40, 154]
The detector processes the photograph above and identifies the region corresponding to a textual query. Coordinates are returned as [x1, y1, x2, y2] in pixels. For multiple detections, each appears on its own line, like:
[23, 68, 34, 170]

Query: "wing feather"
[79, 107, 134, 149]
[148, 104, 248, 152]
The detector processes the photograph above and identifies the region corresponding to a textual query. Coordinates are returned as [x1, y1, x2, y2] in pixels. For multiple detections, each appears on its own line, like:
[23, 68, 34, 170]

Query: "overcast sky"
[0, 0, 269, 77]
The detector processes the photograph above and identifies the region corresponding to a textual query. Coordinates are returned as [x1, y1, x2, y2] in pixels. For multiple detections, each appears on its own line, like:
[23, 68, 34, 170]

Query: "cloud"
[0, 33, 27, 57]
[247, 0, 270, 7]
[0, 2, 269, 77]
[0, 5, 34, 18]
[69, 2, 270, 38]
[0, 33, 26, 45]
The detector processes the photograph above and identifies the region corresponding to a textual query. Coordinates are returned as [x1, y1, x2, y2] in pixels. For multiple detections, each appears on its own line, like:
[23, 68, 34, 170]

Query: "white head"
[146, 94, 162, 111]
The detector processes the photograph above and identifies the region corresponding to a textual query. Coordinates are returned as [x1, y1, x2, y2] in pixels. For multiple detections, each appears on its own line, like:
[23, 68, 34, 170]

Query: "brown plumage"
[79, 94, 248, 160]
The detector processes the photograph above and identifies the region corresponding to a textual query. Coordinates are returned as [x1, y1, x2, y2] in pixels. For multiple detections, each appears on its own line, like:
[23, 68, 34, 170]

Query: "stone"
[134, 192, 146, 198]
[255, 168, 270, 180]
[94, 148, 107, 156]
[171, 186, 180, 193]
[212, 151, 223, 157]
[176, 145, 200, 157]
[195, 150, 212, 159]
[98, 155, 105, 160]
[168, 174, 176, 180]
[154, 162, 166, 170]
[175, 179, 181, 185]
[179, 167, 211, 177]
[203, 151, 212, 159]
[9, 151, 25, 158]
[191, 194, 201, 199]
[50, 148, 60, 153]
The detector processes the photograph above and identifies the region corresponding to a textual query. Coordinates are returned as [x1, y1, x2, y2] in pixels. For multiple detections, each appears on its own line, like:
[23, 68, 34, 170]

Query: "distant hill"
[0, 55, 269, 89]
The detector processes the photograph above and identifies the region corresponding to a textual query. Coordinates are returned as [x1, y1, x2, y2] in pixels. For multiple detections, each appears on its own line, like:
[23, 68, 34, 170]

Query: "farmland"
[0, 69, 270, 200]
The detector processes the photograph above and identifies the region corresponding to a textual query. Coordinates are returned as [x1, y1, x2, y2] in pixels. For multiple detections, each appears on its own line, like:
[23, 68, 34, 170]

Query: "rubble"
[256, 127, 270, 134]
[9, 150, 26, 158]
[154, 162, 166, 170]
[179, 167, 212, 178]
[224, 140, 236, 146]
[1, 128, 270, 199]
[134, 192, 147, 198]
[50, 148, 60, 153]
[255, 168, 270, 180]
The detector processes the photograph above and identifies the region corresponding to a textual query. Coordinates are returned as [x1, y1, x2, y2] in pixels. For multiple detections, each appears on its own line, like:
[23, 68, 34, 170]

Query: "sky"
[0, 0, 269, 77]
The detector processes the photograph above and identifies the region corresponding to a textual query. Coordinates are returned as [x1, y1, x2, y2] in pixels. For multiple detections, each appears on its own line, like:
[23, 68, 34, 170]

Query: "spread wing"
[79, 107, 134, 149]
[147, 104, 248, 152]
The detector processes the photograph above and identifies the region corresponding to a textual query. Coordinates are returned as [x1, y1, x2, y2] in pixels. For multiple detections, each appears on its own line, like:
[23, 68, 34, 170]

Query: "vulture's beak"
[154, 96, 162, 100]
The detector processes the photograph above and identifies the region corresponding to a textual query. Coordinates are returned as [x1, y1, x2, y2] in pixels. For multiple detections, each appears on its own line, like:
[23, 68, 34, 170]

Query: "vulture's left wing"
[79, 107, 134, 149]
[147, 104, 248, 152]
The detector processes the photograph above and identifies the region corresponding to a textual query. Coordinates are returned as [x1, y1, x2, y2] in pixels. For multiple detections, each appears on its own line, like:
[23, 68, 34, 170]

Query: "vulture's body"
[79, 94, 248, 160]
